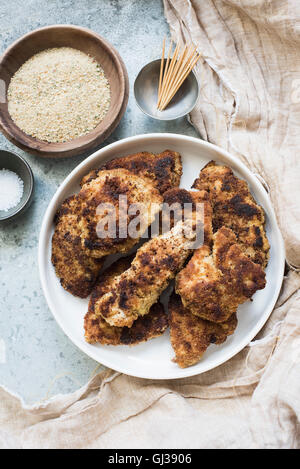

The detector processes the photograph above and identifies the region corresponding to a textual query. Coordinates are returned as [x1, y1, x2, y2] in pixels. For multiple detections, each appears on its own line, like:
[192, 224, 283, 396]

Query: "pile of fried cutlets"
[51, 150, 269, 368]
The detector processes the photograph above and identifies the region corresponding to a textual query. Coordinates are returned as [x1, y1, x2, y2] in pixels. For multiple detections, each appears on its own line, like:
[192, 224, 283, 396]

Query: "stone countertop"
[0, 0, 198, 404]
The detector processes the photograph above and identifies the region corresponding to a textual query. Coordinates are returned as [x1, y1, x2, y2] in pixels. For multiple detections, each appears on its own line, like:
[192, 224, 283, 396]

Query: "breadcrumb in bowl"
[8, 48, 111, 144]
[0, 25, 128, 158]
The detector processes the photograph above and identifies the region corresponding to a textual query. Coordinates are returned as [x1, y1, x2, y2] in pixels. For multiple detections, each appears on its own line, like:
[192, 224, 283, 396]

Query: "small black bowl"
[0, 149, 34, 222]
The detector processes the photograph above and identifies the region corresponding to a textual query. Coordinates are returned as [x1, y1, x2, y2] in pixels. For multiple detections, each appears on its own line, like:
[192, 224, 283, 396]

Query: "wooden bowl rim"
[0, 25, 128, 157]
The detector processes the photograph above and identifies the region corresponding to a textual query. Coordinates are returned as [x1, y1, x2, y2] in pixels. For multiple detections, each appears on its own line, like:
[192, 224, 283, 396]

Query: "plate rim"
[38, 133, 285, 380]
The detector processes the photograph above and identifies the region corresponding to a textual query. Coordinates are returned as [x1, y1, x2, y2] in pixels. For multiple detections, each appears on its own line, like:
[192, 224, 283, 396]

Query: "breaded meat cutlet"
[213, 227, 266, 298]
[51, 195, 103, 298]
[176, 227, 266, 322]
[162, 188, 213, 246]
[192, 161, 269, 267]
[80, 150, 182, 195]
[84, 257, 168, 345]
[77, 168, 162, 258]
[94, 221, 198, 328]
[169, 293, 237, 368]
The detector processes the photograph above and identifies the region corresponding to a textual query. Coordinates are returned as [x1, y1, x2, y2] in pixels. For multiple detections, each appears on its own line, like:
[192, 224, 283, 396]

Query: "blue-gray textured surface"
[0, 0, 198, 404]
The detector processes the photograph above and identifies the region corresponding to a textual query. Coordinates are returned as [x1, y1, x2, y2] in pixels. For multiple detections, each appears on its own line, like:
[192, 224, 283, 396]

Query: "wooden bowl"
[0, 25, 129, 158]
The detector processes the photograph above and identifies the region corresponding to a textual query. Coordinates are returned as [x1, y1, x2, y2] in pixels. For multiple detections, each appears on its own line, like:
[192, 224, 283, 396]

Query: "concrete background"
[0, 0, 198, 404]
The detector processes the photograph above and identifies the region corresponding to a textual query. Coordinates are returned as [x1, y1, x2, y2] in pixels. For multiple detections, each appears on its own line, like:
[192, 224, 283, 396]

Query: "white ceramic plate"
[39, 133, 285, 379]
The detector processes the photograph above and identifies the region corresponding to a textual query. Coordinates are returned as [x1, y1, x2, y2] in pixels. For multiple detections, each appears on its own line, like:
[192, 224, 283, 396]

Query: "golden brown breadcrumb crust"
[84, 257, 168, 345]
[51, 195, 103, 298]
[77, 168, 162, 258]
[176, 227, 266, 322]
[52, 150, 183, 298]
[162, 188, 213, 246]
[94, 222, 196, 328]
[52, 154, 269, 370]
[193, 161, 269, 266]
[168, 293, 237, 368]
[80, 150, 182, 195]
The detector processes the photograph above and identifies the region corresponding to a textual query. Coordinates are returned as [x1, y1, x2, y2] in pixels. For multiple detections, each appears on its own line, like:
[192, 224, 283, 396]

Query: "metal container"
[0, 150, 34, 222]
[134, 58, 199, 120]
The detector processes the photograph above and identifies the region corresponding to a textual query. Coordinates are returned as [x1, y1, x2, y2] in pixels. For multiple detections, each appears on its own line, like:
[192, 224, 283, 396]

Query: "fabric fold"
[0, 271, 298, 448]
[163, 0, 300, 268]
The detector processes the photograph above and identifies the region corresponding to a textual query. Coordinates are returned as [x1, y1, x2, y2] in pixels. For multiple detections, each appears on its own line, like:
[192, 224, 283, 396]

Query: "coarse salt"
[0, 169, 24, 212]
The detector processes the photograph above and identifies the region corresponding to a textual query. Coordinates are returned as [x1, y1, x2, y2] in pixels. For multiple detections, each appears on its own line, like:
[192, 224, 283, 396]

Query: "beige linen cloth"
[1, 0, 300, 449]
